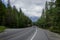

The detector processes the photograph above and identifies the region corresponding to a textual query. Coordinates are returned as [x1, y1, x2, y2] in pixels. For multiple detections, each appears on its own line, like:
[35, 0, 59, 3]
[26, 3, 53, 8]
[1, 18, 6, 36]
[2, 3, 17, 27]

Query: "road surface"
[0, 26, 60, 40]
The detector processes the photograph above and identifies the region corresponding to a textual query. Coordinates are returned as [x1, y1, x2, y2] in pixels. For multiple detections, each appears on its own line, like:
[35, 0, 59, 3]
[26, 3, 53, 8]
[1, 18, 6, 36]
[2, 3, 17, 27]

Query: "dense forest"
[36, 0, 60, 33]
[0, 0, 32, 28]
[0, 0, 60, 34]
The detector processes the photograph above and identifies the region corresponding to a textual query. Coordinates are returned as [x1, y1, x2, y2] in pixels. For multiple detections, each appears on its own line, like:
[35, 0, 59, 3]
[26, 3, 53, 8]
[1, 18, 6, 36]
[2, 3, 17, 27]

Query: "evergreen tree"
[36, 0, 60, 33]
[5, 0, 13, 27]
[0, 0, 32, 28]
[0, 0, 6, 26]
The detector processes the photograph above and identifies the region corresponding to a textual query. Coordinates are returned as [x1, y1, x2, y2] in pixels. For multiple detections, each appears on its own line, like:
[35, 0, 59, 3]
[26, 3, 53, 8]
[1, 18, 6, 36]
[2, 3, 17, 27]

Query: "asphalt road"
[0, 26, 60, 40]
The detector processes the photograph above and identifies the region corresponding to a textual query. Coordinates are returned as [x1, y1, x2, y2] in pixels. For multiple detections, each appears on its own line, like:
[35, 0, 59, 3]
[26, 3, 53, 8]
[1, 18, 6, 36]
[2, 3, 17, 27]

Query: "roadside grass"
[38, 26, 60, 34]
[49, 27, 60, 34]
[0, 26, 6, 33]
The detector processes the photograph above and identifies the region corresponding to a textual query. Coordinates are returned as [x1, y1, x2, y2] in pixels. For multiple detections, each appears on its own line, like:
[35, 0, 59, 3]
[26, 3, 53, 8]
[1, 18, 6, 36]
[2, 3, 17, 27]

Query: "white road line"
[31, 28, 37, 40]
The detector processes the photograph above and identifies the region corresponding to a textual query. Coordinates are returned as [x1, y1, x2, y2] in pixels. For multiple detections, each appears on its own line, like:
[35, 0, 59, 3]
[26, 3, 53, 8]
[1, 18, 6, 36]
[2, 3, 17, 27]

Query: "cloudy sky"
[3, 0, 50, 22]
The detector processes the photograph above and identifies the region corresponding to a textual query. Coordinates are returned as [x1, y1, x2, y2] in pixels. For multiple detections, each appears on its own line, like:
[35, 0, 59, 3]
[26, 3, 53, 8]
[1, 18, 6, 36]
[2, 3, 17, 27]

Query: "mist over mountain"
[30, 16, 39, 22]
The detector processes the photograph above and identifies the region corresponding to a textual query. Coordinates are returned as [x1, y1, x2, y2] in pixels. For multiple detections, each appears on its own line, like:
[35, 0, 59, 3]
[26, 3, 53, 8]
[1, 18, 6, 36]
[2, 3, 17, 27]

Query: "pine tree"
[0, 0, 6, 26]
[0, 0, 32, 28]
[6, 0, 14, 27]
[55, 0, 60, 30]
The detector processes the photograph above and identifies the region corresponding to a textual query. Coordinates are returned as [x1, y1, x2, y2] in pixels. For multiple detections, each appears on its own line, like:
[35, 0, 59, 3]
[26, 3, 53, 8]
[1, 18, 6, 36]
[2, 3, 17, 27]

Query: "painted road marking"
[31, 28, 37, 40]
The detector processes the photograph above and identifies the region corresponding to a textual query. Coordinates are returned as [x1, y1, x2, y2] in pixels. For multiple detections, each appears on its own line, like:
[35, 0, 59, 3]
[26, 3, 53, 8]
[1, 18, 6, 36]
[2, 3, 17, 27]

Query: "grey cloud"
[4, 0, 50, 21]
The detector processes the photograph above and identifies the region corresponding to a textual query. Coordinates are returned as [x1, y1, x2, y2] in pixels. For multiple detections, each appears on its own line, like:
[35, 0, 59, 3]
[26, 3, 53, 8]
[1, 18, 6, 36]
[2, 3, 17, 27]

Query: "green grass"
[49, 27, 60, 34]
[0, 26, 6, 33]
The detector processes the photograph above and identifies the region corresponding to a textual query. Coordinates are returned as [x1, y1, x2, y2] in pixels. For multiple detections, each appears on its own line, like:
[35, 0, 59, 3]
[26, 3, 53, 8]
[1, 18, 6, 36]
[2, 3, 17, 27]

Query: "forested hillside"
[0, 0, 32, 28]
[36, 0, 60, 34]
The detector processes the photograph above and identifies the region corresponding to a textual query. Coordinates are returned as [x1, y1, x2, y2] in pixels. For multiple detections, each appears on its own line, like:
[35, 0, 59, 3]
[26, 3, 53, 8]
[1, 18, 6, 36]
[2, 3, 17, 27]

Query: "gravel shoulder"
[44, 30, 60, 40]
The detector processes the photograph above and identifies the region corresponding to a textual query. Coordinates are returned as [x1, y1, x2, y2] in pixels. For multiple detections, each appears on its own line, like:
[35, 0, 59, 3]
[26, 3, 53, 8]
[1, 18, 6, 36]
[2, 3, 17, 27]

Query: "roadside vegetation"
[35, 0, 60, 34]
[0, 0, 60, 34]
[0, 0, 32, 29]
[0, 26, 6, 33]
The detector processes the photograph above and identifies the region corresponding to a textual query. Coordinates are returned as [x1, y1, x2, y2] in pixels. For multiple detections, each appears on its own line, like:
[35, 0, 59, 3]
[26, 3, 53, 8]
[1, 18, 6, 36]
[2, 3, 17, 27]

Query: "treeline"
[36, 0, 60, 33]
[0, 0, 32, 28]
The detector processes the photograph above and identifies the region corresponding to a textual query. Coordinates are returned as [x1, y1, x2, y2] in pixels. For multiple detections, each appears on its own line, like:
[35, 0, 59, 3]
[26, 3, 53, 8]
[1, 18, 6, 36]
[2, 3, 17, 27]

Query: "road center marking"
[31, 28, 37, 40]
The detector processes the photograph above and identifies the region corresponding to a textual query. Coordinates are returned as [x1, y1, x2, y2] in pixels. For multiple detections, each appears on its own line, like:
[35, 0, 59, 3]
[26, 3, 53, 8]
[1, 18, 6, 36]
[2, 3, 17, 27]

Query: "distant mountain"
[30, 16, 39, 22]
